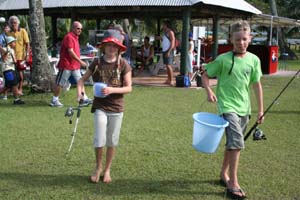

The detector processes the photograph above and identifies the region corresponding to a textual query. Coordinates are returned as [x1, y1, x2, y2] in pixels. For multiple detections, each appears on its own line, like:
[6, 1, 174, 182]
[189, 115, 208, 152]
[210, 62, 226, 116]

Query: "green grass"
[278, 59, 300, 71]
[278, 45, 300, 71]
[0, 74, 300, 200]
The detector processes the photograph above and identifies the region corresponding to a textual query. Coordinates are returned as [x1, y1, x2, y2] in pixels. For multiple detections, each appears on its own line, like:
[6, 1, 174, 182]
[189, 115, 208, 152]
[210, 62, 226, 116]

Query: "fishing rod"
[244, 68, 300, 141]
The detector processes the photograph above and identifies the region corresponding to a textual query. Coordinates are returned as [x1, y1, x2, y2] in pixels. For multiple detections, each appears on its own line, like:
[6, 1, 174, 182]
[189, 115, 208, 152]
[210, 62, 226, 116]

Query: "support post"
[212, 15, 220, 59]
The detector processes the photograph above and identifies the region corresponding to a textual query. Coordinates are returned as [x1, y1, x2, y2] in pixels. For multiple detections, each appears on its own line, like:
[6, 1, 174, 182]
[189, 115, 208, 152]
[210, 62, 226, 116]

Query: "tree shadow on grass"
[0, 172, 224, 198]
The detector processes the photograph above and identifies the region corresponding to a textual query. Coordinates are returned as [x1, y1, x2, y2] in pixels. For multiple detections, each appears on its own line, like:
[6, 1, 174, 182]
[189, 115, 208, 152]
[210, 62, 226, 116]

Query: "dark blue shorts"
[3, 70, 18, 88]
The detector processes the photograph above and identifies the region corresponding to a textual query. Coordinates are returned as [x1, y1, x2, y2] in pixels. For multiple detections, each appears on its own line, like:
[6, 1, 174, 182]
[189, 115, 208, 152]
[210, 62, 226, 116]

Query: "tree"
[28, 0, 54, 92]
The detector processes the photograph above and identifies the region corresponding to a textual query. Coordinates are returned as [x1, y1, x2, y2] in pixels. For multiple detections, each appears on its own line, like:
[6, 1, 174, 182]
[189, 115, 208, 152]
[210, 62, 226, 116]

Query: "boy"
[0, 36, 25, 104]
[201, 20, 264, 199]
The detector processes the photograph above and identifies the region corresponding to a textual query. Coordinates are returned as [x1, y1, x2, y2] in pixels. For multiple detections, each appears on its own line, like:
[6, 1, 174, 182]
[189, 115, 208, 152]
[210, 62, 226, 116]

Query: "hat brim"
[96, 37, 126, 52]
[7, 39, 16, 44]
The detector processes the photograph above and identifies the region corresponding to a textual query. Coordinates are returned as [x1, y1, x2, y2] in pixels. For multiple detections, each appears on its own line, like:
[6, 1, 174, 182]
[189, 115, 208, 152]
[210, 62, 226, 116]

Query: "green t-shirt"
[205, 51, 262, 116]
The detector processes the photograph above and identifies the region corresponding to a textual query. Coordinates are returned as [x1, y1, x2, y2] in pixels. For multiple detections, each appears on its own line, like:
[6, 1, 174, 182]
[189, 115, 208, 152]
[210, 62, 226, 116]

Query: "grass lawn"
[0, 73, 299, 199]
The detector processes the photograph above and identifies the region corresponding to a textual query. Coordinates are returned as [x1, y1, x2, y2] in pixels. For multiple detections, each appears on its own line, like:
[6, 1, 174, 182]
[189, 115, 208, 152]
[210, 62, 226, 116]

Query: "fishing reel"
[65, 106, 81, 124]
[253, 127, 267, 141]
[65, 107, 75, 124]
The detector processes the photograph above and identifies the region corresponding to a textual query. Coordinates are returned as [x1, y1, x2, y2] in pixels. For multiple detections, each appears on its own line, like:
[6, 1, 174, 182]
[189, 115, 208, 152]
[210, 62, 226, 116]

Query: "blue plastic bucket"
[93, 82, 107, 98]
[192, 112, 229, 153]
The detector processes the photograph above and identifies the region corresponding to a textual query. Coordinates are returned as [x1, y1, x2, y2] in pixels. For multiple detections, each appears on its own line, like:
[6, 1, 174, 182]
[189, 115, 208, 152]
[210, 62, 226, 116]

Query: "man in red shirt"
[50, 21, 91, 107]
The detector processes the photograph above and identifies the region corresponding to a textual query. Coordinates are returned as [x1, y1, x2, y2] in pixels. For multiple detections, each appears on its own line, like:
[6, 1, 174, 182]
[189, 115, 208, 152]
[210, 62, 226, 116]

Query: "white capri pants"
[94, 109, 124, 147]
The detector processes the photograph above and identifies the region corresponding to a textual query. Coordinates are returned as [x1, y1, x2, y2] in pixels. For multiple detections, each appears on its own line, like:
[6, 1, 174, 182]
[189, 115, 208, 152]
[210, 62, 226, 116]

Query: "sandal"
[226, 188, 247, 199]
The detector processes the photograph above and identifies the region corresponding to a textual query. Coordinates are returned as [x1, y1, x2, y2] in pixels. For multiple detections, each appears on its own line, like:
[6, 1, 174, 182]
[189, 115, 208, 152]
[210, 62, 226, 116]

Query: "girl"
[77, 29, 132, 183]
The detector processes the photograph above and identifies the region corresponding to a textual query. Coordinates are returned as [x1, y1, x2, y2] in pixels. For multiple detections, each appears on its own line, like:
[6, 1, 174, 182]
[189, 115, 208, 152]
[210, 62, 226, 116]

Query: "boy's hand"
[257, 112, 264, 124]
[206, 88, 217, 102]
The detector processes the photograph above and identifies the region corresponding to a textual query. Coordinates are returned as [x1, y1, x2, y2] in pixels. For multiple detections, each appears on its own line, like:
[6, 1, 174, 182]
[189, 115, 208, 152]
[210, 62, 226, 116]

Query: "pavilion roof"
[0, 0, 261, 19]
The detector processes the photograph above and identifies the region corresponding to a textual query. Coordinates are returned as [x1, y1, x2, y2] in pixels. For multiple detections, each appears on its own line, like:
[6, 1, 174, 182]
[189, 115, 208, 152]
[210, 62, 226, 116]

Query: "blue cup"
[93, 82, 107, 98]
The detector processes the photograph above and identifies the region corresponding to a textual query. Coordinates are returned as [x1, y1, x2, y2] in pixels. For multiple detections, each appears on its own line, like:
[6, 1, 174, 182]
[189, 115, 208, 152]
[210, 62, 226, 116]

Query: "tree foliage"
[247, 0, 300, 18]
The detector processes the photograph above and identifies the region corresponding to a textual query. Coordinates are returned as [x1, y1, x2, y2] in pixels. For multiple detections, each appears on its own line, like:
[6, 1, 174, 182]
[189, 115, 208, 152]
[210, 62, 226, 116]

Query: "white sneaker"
[49, 99, 63, 107]
[79, 98, 93, 107]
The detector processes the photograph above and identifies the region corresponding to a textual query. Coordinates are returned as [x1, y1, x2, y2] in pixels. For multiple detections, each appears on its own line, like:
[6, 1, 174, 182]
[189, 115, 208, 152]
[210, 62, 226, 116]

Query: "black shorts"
[3, 70, 18, 88]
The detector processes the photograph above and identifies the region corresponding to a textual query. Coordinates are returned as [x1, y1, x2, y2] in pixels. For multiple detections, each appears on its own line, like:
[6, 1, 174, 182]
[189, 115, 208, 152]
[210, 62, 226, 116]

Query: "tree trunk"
[28, 0, 55, 92]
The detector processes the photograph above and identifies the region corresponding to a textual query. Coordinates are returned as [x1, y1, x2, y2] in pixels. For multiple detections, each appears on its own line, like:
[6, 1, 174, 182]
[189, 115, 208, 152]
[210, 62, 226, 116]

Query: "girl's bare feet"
[164, 80, 170, 84]
[90, 168, 102, 183]
[103, 170, 112, 183]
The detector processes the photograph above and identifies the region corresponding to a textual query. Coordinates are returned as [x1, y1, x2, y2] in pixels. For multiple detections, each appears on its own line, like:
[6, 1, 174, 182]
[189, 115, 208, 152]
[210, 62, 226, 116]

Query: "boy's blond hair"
[230, 20, 251, 35]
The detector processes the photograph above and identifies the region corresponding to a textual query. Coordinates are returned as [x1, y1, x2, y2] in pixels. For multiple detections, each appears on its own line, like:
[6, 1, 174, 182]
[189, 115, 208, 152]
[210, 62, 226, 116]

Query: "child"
[201, 20, 264, 199]
[77, 29, 132, 183]
[0, 36, 24, 104]
[0, 23, 11, 100]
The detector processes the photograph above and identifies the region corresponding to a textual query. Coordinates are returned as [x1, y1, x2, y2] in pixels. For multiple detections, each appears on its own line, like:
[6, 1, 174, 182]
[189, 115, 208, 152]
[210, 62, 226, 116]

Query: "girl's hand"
[77, 92, 84, 102]
[102, 87, 113, 96]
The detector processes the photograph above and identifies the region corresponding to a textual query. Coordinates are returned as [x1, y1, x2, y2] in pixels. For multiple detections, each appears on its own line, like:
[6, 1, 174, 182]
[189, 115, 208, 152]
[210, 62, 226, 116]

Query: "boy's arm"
[0, 46, 11, 60]
[0, 46, 5, 54]
[202, 71, 217, 102]
[252, 81, 264, 124]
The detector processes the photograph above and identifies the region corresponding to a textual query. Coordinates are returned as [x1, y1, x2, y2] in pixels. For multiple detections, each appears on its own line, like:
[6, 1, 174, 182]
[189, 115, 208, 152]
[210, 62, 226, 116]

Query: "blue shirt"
[0, 33, 7, 47]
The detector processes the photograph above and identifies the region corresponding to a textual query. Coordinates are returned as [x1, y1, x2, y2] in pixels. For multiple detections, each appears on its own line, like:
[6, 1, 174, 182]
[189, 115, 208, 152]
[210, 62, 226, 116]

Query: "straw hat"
[97, 29, 126, 52]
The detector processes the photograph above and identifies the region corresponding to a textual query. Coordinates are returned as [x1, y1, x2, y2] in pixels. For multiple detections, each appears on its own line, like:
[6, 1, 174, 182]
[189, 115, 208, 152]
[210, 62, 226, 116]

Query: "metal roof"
[198, 0, 261, 15]
[252, 14, 300, 27]
[0, 0, 261, 15]
[194, 14, 300, 28]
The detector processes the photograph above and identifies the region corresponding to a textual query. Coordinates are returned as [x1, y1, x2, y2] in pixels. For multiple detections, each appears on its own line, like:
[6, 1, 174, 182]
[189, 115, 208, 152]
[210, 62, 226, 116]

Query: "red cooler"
[211, 45, 279, 75]
[268, 46, 278, 74]
[247, 45, 278, 74]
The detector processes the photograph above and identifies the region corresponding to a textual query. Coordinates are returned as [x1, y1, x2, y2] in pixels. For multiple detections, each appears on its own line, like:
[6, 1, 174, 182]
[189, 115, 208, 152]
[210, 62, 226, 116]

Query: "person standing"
[0, 23, 11, 100]
[0, 23, 10, 48]
[49, 21, 91, 107]
[187, 34, 194, 81]
[114, 24, 132, 66]
[7, 16, 30, 95]
[201, 20, 264, 199]
[157, 20, 175, 86]
[0, 36, 25, 104]
[77, 29, 132, 183]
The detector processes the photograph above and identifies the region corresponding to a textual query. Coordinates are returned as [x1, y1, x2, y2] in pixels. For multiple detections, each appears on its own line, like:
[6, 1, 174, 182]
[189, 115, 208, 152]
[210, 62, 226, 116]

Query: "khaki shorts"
[93, 109, 123, 147]
[55, 69, 81, 87]
[162, 50, 174, 65]
[223, 113, 249, 150]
